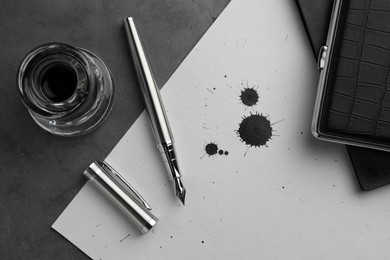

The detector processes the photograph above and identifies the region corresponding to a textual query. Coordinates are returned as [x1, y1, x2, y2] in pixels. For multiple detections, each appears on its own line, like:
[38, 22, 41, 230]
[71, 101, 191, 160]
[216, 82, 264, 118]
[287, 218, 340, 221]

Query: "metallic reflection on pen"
[123, 17, 186, 205]
[84, 160, 158, 233]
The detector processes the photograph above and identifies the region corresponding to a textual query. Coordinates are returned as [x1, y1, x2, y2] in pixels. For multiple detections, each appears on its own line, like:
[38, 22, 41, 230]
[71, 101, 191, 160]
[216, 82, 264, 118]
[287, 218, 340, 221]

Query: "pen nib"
[174, 178, 186, 205]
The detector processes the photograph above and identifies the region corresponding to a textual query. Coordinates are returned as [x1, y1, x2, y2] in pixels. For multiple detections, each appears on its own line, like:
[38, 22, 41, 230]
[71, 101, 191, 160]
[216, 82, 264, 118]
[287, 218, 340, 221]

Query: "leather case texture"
[296, 0, 390, 190]
[318, 0, 390, 149]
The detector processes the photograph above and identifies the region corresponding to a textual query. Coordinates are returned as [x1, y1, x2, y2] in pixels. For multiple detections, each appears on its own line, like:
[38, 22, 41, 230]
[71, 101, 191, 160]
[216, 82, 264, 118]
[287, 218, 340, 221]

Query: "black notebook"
[296, 0, 390, 190]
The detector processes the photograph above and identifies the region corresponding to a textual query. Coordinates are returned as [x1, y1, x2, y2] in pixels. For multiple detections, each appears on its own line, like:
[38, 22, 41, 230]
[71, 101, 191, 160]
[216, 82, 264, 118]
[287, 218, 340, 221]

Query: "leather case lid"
[317, 0, 390, 151]
[296, 0, 390, 191]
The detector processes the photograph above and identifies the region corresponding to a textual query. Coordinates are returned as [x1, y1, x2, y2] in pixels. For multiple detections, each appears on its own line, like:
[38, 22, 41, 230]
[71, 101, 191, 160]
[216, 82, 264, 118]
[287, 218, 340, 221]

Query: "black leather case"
[314, 0, 390, 151]
[297, 0, 390, 190]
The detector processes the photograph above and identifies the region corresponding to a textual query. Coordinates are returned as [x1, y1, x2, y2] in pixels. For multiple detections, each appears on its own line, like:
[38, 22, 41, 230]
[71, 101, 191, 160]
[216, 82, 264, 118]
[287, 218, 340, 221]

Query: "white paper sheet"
[53, 0, 390, 259]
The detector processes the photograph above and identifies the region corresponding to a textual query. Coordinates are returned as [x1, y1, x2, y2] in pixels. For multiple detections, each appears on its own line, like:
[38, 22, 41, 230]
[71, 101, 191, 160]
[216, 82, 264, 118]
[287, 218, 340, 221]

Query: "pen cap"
[83, 160, 158, 233]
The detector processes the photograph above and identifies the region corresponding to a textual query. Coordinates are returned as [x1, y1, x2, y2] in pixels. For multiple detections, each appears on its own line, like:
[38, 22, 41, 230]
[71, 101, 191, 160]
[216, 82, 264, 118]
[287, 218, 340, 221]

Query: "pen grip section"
[158, 142, 181, 180]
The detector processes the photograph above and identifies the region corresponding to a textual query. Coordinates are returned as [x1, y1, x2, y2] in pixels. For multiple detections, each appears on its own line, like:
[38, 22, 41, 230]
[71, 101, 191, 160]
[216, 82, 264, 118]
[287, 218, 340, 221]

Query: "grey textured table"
[0, 1, 230, 258]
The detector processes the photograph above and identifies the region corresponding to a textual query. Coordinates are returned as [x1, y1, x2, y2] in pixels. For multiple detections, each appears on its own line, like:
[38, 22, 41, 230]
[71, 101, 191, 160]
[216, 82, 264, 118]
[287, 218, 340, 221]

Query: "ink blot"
[240, 87, 259, 107]
[205, 143, 218, 156]
[237, 113, 272, 147]
[203, 143, 229, 157]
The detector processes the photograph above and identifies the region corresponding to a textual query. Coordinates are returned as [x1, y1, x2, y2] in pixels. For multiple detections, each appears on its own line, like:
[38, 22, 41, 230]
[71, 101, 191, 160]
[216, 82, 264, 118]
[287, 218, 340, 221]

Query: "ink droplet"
[237, 113, 272, 147]
[240, 87, 259, 107]
[203, 143, 229, 158]
[205, 143, 218, 156]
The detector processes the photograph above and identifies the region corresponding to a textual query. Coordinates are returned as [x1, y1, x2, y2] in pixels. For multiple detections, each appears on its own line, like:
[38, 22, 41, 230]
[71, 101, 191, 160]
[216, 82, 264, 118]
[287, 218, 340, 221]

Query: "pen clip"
[95, 160, 152, 210]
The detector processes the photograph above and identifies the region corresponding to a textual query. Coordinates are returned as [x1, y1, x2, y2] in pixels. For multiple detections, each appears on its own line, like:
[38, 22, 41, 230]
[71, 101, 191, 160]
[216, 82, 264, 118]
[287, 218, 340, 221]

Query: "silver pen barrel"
[124, 17, 186, 204]
[124, 17, 172, 144]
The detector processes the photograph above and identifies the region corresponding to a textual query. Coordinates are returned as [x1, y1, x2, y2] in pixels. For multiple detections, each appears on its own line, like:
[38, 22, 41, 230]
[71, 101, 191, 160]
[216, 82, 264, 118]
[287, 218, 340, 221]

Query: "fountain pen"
[124, 17, 186, 205]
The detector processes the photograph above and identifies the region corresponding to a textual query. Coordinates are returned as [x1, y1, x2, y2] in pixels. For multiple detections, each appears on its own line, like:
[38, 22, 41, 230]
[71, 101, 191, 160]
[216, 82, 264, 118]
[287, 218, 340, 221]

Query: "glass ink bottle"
[18, 43, 114, 136]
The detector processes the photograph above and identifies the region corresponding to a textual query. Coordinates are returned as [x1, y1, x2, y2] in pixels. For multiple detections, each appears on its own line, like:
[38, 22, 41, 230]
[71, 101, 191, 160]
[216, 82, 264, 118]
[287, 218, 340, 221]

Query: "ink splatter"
[218, 149, 229, 155]
[119, 233, 131, 242]
[205, 143, 218, 156]
[240, 87, 259, 107]
[202, 142, 229, 158]
[207, 88, 214, 94]
[237, 113, 272, 147]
